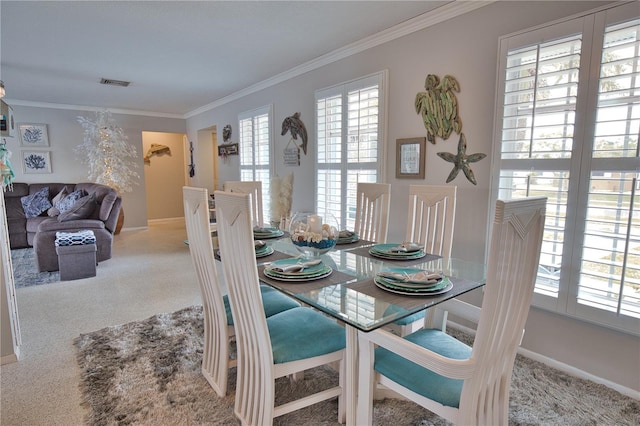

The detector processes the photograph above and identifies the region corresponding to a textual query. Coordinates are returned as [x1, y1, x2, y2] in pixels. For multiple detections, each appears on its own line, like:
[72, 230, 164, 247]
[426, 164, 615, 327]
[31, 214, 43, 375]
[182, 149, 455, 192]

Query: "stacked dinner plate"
[337, 230, 359, 244]
[263, 258, 333, 282]
[254, 240, 274, 258]
[374, 267, 452, 295]
[369, 243, 426, 260]
[253, 226, 284, 239]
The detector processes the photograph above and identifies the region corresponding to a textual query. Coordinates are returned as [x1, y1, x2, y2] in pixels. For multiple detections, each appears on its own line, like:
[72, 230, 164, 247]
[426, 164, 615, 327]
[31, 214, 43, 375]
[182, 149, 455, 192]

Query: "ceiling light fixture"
[0, 81, 5, 98]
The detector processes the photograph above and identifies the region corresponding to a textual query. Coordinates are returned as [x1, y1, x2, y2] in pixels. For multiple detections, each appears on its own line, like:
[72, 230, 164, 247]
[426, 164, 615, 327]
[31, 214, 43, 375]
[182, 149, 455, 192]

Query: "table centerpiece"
[289, 212, 338, 258]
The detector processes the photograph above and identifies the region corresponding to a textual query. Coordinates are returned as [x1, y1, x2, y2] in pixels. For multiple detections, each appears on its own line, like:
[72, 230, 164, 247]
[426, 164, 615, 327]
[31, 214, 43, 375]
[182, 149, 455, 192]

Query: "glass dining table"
[250, 236, 487, 425]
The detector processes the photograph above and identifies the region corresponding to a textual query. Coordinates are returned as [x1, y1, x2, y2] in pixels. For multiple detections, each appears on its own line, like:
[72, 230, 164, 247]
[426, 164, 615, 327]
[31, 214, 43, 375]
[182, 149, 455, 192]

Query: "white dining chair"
[388, 184, 458, 336]
[223, 180, 264, 228]
[357, 196, 547, 425]
[354, 182, 390, 243]
[182, 186, 300, 397]
[214, 190, 346, 425]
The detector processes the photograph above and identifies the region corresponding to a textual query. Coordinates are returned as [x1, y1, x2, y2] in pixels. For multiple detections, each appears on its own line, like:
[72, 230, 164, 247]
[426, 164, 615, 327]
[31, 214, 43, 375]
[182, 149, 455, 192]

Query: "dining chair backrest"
[356, 196, 547, 425]
[355, 182, 391, 243]
[215, 190, 346, 425]
[223, 180, 264, 227]
[182, 186, 232, 397]
[461, 197, 546, 421]
[405, 184, 456, 257]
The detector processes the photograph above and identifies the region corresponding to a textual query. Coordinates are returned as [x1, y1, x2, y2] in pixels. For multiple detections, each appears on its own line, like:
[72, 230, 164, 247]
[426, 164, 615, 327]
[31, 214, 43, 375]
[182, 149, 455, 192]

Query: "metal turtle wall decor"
[281, 112, 308, 155]
[415, 74, 462, 144]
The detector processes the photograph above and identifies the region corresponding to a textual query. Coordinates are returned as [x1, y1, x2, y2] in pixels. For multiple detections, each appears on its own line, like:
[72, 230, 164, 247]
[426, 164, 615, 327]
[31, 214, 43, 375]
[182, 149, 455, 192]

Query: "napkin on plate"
[377, 270, 441, 284]
[339, 230, 356, 239]
[253, 226, 275, 234]
[389, 242, 423, 253]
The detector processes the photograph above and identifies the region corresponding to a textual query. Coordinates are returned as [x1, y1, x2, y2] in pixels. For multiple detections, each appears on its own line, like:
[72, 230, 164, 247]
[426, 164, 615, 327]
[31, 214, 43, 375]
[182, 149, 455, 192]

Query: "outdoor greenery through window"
[238, 105, 272, 224]
[492, 3, 639, 334]
[315, 71, 387, 231]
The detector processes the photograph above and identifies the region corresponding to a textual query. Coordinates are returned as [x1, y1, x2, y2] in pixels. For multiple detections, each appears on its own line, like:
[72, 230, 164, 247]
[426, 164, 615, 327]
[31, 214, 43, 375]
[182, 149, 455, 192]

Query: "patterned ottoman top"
[55, 230, 96, 246]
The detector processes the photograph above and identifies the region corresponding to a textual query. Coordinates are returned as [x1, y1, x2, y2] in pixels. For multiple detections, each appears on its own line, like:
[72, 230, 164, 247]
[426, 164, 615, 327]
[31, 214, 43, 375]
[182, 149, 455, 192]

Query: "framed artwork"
[22, 150, 52, 174]
[218, 143, 238, 156]
[19, 123, 49, 147]
[0, 101, 15, 137]
[396, 137, 426, 179]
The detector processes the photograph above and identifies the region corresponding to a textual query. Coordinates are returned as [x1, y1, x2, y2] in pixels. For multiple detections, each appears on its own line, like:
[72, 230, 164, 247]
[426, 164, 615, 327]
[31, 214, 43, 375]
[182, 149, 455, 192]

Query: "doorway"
[142, 131, 188, 220]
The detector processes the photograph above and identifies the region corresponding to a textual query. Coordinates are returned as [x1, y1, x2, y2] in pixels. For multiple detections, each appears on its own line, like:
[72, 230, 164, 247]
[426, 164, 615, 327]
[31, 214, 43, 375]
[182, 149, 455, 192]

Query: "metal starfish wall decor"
[436, 133, 486, 185]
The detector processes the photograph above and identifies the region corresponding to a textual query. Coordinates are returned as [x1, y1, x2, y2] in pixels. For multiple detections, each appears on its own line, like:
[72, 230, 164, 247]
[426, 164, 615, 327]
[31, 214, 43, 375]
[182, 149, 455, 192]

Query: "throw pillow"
[47, 186, 70, 217]
[55, 189, 86, 213]
[58, 192, 97, 222]
[20, 187, 52, 218]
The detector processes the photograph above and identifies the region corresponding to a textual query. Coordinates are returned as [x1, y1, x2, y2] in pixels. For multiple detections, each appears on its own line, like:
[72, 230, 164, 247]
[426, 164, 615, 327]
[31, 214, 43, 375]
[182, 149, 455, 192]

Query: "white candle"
[308, 214, 322, 234]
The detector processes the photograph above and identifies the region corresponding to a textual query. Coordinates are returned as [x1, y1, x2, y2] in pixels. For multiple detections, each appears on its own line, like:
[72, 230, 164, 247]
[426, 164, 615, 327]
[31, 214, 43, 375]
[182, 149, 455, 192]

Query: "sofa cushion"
[21, 187, 52, 218]
[55, 189, 86, 213]
[58, 193, 97, 222]
[47, 186, 70, 217]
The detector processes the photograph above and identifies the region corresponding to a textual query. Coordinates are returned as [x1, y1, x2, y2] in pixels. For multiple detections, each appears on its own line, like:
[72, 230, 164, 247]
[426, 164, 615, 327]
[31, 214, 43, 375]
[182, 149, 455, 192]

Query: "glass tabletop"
[258, 238, 486, 332]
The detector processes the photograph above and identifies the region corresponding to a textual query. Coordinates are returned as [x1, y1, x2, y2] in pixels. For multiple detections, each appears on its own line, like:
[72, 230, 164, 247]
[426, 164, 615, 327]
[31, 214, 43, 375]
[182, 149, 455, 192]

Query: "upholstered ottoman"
[55, 230, 97, 281]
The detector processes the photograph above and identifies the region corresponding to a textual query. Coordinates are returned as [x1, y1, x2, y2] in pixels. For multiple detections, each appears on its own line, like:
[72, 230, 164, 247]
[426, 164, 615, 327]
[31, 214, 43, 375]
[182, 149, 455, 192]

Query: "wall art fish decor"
[281, 112, 308, 155]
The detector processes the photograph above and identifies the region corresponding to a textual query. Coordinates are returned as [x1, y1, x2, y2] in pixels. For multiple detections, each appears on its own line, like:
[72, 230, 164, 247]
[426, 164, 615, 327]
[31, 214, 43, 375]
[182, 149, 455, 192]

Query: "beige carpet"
[74, 305, 640, 426]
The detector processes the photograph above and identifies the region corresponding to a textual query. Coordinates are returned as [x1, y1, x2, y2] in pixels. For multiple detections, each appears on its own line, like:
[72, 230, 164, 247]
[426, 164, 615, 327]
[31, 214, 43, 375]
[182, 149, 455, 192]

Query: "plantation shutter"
[493, 3, 640, 333]
[239, 105, 272, 223]
[315, 71, 386, 231]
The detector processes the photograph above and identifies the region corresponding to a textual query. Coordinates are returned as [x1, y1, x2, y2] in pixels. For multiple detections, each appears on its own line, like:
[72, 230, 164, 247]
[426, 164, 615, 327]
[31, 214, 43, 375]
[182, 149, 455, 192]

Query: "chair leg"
[338, 358, 346, 424]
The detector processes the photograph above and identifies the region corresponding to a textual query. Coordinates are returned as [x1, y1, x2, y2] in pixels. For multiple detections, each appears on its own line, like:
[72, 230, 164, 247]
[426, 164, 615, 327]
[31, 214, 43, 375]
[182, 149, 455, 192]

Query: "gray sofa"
[3, 182, 122, 272]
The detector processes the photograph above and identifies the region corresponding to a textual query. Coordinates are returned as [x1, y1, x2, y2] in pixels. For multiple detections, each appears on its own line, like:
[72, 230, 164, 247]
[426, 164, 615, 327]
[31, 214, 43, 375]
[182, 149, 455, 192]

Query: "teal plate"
[374, 276, 452, 296]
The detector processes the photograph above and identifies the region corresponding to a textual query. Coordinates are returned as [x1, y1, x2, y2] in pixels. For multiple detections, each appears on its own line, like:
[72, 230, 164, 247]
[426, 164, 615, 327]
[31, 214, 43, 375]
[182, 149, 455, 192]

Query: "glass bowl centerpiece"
[289, 212, 338, 258]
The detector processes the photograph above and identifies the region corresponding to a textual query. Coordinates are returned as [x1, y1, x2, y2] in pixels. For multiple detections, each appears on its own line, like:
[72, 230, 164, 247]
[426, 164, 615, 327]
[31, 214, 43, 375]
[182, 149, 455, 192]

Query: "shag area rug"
[11, 248, 59, 288]
[74, 305, 639, 426]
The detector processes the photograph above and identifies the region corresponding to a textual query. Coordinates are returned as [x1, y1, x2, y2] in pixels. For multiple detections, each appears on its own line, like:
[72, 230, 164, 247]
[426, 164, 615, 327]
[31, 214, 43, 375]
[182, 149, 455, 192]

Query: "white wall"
[186, 1, 639, 393]
[4, 106, 186, 228]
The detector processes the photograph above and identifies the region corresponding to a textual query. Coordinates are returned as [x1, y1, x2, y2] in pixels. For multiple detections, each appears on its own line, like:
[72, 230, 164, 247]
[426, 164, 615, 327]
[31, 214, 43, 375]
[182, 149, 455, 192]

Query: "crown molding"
[185, 1, 494, 118]
[5, 99, 184, 119]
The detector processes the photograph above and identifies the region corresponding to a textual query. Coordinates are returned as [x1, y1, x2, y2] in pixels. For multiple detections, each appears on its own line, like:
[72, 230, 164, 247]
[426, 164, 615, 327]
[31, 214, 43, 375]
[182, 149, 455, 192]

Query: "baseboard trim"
[447, 321, 639, 400]
[147, 217, 184, 225]
[1, 347, 20, 365]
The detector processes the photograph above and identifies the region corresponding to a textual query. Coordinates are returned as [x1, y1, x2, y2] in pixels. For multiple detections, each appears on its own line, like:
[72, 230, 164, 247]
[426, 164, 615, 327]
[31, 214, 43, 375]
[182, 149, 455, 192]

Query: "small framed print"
[218, 143, 238, 156]
[22, 150, 52, 174]
[19, 123, 49, 147]
[396, 137, 426, 179]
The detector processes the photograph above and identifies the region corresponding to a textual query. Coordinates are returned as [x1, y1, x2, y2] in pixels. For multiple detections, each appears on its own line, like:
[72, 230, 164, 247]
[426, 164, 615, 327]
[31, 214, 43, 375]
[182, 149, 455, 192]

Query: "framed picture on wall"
[396, 137, 426, 179]
[22, 150, 52, 174]
[19, 123, 49, 147]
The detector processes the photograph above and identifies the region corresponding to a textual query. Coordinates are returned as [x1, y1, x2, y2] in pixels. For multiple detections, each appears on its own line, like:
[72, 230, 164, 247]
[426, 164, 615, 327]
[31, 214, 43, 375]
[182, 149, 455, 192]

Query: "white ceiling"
[1, 1, 484, 118]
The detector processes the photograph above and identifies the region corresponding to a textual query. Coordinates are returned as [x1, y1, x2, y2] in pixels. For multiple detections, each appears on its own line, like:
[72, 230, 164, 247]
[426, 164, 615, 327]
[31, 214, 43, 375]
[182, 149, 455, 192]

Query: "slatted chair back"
[405, 184, 457, 258]
[215, 190, 346, 425]
[223, 180, 264, 228]
[182, 186, 232, 397]
[354, 182, 391, 243]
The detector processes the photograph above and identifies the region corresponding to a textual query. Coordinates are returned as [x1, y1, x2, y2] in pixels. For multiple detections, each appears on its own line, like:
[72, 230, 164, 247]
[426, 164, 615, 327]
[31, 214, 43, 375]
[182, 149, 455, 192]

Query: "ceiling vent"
[100, 78, 130, 87]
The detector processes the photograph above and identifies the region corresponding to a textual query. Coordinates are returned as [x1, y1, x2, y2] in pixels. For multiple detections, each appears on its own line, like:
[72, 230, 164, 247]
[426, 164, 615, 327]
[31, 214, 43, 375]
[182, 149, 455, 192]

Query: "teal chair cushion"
[374, 328, 471, 408]
[267, 307, 346, 364]
[223, 285, 300, 325]
[383, 304, 426, 326]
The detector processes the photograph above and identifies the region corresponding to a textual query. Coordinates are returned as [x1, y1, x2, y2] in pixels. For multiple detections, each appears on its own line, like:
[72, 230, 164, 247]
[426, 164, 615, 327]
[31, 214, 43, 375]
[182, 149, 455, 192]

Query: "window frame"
[490, 2, 640, 335]
[314, 70, 388, 231]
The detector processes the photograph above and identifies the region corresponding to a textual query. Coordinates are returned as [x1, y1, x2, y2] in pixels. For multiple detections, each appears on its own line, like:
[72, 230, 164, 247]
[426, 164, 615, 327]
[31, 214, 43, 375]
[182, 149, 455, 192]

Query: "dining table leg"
[345, 324, 358, 426]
